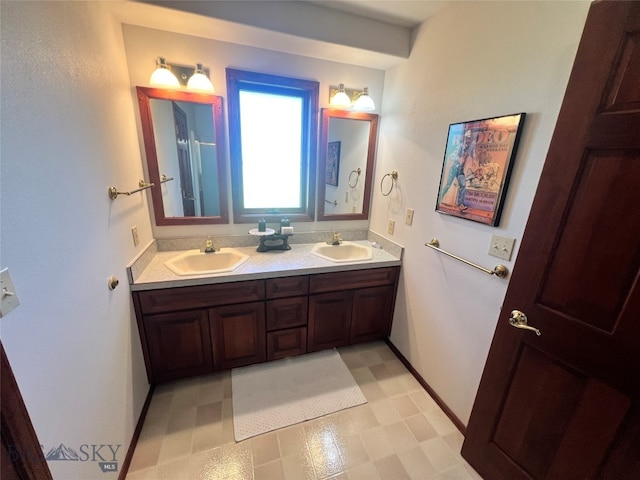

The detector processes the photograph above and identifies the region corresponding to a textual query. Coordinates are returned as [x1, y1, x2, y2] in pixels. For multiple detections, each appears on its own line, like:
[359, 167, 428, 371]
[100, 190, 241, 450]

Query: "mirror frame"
[136, 86, 229, 225]
[317, 109, 379, 221]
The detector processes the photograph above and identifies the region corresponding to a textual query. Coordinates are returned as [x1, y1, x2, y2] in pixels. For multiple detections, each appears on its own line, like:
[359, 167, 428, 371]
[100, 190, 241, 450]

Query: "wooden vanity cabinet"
[265, 276, 309, 360]
[132, 267, 399, 383]
[308, 267, 399, 352]
[133, 280, 266, 383]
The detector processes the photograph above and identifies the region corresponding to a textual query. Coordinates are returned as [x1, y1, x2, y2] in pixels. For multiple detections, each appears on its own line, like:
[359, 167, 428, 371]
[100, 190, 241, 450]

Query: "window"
[226, 68, 319, 223]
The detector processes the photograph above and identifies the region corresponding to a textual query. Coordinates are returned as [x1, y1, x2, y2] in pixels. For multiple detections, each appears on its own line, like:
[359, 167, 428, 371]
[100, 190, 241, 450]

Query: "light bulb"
[149, 57, 180, 88]
[187, 63, 215, 92]
[353, 87, 375, 111]
[330, 83, 351, 109]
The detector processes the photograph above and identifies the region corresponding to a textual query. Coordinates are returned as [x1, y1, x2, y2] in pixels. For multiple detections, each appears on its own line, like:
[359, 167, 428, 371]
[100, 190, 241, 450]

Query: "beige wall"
[373, 1, 590, 423]
[0, 2, 151, 478]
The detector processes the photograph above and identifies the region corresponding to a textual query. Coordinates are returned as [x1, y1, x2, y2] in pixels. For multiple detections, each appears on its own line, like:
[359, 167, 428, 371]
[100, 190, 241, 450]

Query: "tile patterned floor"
[126, 342, 482, 479]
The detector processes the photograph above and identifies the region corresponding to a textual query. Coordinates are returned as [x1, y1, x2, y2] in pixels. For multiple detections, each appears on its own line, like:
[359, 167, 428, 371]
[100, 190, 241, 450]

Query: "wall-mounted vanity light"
[329, 83, 352, 109]
[186, 63, 215, 92]
[353, 87, 375, 111]
[149, 57, 215, 92]
[149, 57, 180, 88]
[329, 84, 376, 111]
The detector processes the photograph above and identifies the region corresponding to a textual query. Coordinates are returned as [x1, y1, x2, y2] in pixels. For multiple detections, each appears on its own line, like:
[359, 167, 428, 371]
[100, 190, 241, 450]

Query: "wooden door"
[462, 2, 640, 479]
[210, 302, 266, 369]
[1, 343, 53, 480]
[172, 102, 196, 216]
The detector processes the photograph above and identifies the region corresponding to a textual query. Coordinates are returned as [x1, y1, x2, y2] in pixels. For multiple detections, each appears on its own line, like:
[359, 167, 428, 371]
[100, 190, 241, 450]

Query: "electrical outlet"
[388, 219, 395, 235]
[405, 208, 414, 225]
[345, 192, 349, 203]
[131, 226, 140, 247]
[0, 268, 20, 318]
[488, 235, 516, 261]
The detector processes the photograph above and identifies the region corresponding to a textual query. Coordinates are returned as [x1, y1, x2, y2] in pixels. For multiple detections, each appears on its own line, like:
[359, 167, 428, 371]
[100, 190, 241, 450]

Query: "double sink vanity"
[130, 82, 397, 385]
[128, 232, 402, 383]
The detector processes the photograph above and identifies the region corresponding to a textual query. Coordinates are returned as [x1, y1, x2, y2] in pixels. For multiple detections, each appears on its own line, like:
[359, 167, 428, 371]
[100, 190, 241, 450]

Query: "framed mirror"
[317, 109, 379, 221]
[136, 86, 228, 225]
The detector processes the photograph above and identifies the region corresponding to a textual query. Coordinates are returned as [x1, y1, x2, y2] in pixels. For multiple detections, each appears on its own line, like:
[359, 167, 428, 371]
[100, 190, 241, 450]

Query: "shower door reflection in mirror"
[136, 87, 229, 225]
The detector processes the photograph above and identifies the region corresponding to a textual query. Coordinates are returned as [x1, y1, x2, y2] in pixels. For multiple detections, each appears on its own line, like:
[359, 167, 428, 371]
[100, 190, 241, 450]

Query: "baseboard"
[385, 338, 466, 435]
[118, 384, 155, 480]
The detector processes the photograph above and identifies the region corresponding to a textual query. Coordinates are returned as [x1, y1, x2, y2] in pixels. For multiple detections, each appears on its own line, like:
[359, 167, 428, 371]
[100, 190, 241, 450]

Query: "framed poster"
[325, 141, 341, 186]
[435, 113, 526, 226]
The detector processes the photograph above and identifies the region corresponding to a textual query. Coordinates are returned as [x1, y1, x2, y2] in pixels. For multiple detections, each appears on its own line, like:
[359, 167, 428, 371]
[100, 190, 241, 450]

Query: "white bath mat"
[231, 349, 366, 441]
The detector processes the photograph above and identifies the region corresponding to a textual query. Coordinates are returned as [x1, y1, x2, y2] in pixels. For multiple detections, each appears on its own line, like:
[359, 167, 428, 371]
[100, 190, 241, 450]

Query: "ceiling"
[115, 1, 450, 69]
[308, 1, 447, 28]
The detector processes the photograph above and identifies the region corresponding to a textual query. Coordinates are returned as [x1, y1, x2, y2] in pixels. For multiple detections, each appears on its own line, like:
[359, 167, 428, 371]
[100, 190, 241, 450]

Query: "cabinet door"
[350, 285, 395, 344]
[308, 291, 352, 352]
[210, 302, 266, 369]
[144, 310, 213, 383]
[267, 327, 307, 361]
[266, 297, 308, 331]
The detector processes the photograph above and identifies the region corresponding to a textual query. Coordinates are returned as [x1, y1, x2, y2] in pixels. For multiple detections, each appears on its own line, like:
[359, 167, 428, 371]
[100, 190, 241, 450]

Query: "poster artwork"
[435, 113, 525, 226]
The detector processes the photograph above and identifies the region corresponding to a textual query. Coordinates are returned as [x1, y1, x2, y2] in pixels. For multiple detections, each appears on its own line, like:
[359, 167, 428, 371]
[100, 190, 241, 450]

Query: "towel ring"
[348, 168, 361, 188]
[380, 171, 398, 196]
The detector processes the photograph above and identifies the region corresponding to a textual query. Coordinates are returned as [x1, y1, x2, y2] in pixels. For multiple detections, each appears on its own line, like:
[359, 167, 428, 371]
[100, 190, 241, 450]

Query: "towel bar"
[108, 180, 154, 200]
[425, 238, 508, 278]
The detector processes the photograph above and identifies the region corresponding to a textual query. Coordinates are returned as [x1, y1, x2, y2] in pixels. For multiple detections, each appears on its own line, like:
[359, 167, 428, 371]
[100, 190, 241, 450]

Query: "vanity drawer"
[266, 297, 308, 331]
[136, 280, 265, 314]
[309, 267, 398, 294]
[266, 275, 309, 298]
[267, 327, 307, 361]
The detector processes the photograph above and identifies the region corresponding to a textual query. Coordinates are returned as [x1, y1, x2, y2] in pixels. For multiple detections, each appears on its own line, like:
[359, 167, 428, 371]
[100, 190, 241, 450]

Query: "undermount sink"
[165, 248, 249, 276]
[311, 241, 373, 263]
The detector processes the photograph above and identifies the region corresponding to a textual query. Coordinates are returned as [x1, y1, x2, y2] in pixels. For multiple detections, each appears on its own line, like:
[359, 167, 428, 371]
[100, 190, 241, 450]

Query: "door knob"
[508, 310, 541, 336]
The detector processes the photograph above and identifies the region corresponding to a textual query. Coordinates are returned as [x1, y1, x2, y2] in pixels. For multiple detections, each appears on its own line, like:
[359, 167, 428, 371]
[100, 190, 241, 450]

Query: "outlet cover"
[0, 268, 20, 318]
[388, 219, 395, 235]
[488, 235, 516, 261]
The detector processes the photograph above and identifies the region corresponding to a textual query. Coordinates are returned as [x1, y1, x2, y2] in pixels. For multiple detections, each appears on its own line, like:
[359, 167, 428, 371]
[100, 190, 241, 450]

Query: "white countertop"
[130, 240, 402, 291]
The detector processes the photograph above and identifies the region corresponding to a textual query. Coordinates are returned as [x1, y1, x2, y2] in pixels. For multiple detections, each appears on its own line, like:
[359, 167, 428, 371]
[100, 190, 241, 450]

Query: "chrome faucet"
[327, 232, 342, 246]
[203, 238, 216, 253]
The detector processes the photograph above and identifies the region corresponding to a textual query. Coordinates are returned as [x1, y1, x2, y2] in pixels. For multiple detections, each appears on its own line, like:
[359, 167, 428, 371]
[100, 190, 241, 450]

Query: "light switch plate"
[0, 268, 20, 318]
[405, 208, 414, 225]
[131, 226, 140, 247]
[488, 235, 516, 261]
